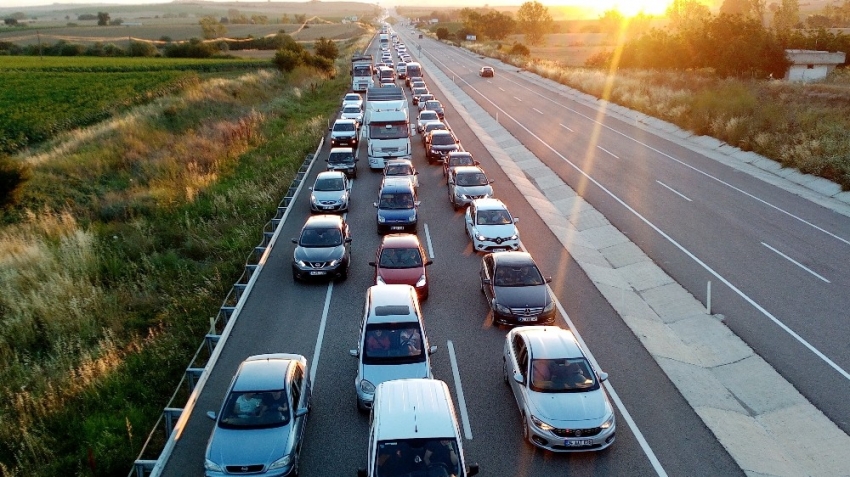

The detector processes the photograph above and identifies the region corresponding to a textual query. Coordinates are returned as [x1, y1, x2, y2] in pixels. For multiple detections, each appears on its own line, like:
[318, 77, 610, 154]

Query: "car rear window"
[374, 305, 411, 316]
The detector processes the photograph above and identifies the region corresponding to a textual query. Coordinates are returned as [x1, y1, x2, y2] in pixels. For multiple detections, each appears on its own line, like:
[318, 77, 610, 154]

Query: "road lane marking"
[559, 123, 574, 132]
[532, 108, 544, 115]
[513, 96, 523, 102]
[309, 282, 334, 385]
[597, 146, 619, 159]
[762, 242, 830, 283]
[427, 54, 850, 383]
[447, 340, 473, 440]
[424, 223, 435, 259]
[498, 87, 505, 92]
[656, 180, 692, 201]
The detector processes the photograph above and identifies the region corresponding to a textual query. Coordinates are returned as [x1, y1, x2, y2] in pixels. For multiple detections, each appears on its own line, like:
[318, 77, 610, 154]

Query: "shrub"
[273, 48, 302, 72]
[128, 41, 158, 57]
[314, 36, 338, 60]
[509, 42, 530, 56]
[0, 157, 30, 209]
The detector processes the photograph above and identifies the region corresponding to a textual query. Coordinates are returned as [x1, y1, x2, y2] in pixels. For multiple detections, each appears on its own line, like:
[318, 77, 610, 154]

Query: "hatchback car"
[479, 251, 555, 325]
[479, 66, 495, 77]
[369, 233, 432, 299]
[326, 146, 359, 178]
[442, 151, 479, 183]
[375, 178, 420, 234]
[417, 110, 440, 133]
[448, 165, 492, 209]
[291, 215, 352, 281]
[503, 327, 615, 452]
[204, 354, 311, 477]
[342, 93, 363, 109]
[424, 129, 460, 163]
[309, 171, 349, 213]
[465, 198, 520, 252]
[383, 158, 419, 188]
[422, 99, 445, 119]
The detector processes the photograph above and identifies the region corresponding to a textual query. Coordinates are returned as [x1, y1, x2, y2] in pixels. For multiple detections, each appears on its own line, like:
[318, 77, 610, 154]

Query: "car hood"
[361, 361, 430, 387]
[377, 266, 424, 285]
[473, 223, 517, 238]
[493, 284, 550, 308]
[332, 130, 357, 137]
[455, 185, 493, 196]
[527, 389, 610, 423]
[430, 143, 459, 151]
[206, 424, 292, 467]
[295, 245, 345, 262]
[312, 190, 346, 202]
[378, 208, 416, 221]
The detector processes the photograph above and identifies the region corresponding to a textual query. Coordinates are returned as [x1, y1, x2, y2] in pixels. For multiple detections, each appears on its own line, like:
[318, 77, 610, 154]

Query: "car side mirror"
[474, 160, 480, 165]
[291, 238, 298, 244]
[368, 261, 376, 267]
[414, 201, 421, 206]
[513, 371, 524, 384]
[349, 349, 359, 357]
[545, 276, 553, 283]
[513, 217, 519, 223]
[308, 187, 313, 191]
[482, 278, 491, 285]
[294, 407, 308, 417]
[598, 371, 609, 382]
[467, 464, 480, 476]
[373, 202, 378, 207]
[429, 345, 438, 355]
[425, 259, 433, 266]
[357, 469, 368, 477]
[345, 237, 353, 244]
[489, 179, 495, 184]
[325, 158, 329, 162]
[206, 411, 216, 420]
[448, 178, 454, 184]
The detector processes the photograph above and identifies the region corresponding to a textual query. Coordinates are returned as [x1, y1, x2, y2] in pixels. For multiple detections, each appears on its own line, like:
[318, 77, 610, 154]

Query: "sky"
[1, 0, 675, 17]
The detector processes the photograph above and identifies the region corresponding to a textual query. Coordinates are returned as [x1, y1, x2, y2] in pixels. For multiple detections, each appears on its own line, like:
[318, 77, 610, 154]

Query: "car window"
[385, 164, 411, 176]
[379, 192, 414, 209]
[379, 247, 423, 269]
[457, 172, 487, 186]
[343, 107, 360, 114]
[530, 358, 597, 392]
[477, 209, 512, 225]
[375, 439, 460, 477]
[432, 134, 455, 146]
[334, 122, 356, 131]
[300, 227, 343, 247]
[450, 155, 474, 167]
[328, 151, 355, 164]
[219, 390, 290, 429]
[363, 323, 425, 364]
[494, 263, 544, 286]
[315, 177, 344, 191]
[420, 111, 437, 120]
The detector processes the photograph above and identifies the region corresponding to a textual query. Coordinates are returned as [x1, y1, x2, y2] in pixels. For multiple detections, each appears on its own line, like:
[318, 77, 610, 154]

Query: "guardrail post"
[162, 408, 183, 437]
[219, 306, 235, 325]
[205, 334, 220, 355]
[185, 368, 204, 393]
[133, 460, 157, 477]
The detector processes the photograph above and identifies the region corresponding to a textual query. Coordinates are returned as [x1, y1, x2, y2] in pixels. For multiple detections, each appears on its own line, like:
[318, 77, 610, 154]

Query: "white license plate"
[309, 271, 326, 276]
[323, 206, 335, 210]
[391, 226, 404, 230]
[492, 248, 507, 252]
[518, 316, 537, 322]
[565, 439, 593, 447]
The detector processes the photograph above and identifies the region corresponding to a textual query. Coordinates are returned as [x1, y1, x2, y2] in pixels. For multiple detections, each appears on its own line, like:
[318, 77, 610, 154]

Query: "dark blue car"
[374, 178, 420, 234]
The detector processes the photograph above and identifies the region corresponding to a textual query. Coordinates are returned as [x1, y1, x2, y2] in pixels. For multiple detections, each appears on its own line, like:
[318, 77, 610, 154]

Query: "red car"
[369, 234, 433, 299]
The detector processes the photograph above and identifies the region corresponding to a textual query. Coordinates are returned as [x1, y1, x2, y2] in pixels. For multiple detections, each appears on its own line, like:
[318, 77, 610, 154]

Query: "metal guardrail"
[129, 139, 323, 477]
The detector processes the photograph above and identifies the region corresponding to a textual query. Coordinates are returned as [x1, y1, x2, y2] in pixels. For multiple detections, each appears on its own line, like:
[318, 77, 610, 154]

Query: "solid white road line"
[532, 108, 544, 115]
[657, 180, 693, 202]
[597, 145, 619, 159]
[559, 123, 574, 132]
[762, 242, 830, 283]
[424, 223, 435, 259]
[309, 282, 334, 385]
[447, 340, 474, 440]
[427, 54, 850, 383]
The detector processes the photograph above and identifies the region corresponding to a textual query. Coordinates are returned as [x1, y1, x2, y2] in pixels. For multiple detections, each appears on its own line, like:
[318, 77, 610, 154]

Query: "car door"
[290, 363, 306, 456]
[464, 202, 476, 239]
[507, 334, 529, 413]
[480, 254, 494, 303]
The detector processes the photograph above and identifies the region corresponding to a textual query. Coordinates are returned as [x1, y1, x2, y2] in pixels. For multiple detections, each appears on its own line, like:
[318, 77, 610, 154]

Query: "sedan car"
[291, 214, 352, 281]
[369, 233, 433, 299]
[479, 66, 495, 77]
[480, 251, 555, 325]
[447, 165, 492, 209]
[342, 92, 362, 109]
[309, 171, 349, 213]
[204, 354, 311, 477]
[503, 327, 615, 452]
[422, 99, 445, 119]
[416, 109, 440, 133]
[465, 198, 520, 252]
[383, 158, 419, 188]
[329, 119, 358, 149]
[424, 129, 460, 164]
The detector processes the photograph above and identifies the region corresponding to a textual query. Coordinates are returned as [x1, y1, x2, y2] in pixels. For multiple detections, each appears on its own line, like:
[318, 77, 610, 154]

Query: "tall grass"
[468, 43, 850, 190]
[0, 36, 357, 474]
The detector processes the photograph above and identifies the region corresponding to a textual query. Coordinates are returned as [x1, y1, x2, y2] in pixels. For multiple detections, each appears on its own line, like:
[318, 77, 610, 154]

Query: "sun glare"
[555, 0, 673, 17]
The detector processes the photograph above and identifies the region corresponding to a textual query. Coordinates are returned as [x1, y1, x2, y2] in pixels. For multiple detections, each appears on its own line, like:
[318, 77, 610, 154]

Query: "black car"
[291, 215, 352, 281]
[424, 129, 460, 163]
[479, 251, 555, 326]
[326, 147, 359, 178]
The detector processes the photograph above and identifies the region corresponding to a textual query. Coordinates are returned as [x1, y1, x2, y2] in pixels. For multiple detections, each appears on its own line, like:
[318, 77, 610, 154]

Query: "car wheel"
[293, 271, 300, 282]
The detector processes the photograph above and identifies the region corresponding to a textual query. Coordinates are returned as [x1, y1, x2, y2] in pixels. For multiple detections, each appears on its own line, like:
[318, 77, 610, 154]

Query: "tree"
[481, 11, 515, 40]
[598, 9, 625, 38]
[4, 18, 18, 26]
[199, 16, 227, 40]
[771, 0, 800, 38]
[666, 0, 712, 33]
[436, 27, 449, 40]
[97, 12, 110, 26]
[314, 37, 338, 60]
[517, 1, 553, 46]
[720, 0, 767, 23]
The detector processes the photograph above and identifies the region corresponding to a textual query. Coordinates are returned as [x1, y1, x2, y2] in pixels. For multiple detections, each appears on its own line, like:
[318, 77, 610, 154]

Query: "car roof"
[430, 129, 453, 137]
[515, 327, 584, 360]
[380, 178, 416, 193]
[367, 284, 420, 324]
[316, 170, 346, 180]
[233, 354, 303, 392]
[373, 379, 458, 440]
[381, 233, 422, 249]
[329, 146, 355, 153]
[419, 110, 438, 117]
[334, 118, 358, 125]
[471, 198, 507, 211]
[304, 214, 344, 228]
[491, 250, 534, 266]
[386, 158, 413, 167]
[447, 151, 472, 158]
[452, 165, 484, 174]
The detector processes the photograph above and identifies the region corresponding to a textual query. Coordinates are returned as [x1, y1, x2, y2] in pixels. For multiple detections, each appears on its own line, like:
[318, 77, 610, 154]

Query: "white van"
[357, 379, 479, 477]
[350, 285, 436, 411]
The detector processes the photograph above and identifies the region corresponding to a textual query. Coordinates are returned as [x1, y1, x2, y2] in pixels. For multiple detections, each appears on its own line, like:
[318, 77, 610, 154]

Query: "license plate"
[565, 439, 593, 447]
[492, 248, 507, 252]
[391, 226, 404, 230]
[309, 271, 326, 276]
[323, 206, 334, 210]
[518, 316, 537, 322]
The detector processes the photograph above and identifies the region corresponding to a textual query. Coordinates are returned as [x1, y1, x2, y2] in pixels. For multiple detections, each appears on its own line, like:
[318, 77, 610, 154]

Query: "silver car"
[204, 354, 311, 477]
[309, 171, 350, 213]
[503, 327, 616, 452]
[448, 165, 493, 210]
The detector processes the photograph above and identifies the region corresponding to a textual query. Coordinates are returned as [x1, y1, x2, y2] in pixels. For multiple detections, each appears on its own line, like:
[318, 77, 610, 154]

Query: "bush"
[164, 38, 216, 58]
[128, 41, 158, 57]
[314, 37, 338, 60]
[0, 156, 30, 209]
[303, 52, 334, 73]
[273, 48, 302, 72]
[436, 27, 449, 41]
[509, 42, 530, 56]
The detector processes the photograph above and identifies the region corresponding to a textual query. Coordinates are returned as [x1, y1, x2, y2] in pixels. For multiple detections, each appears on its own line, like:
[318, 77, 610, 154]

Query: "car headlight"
[530, 415, 554, 431]
[360, 380, 375, 394]
[475, 234, 486, 241]
[204, 459, 223, 472]
[494, 302, 511, 314]
[295, 259, 307, 267]
[408, 211, 416, 223]
[543, 300, 555, 313]
[600, 413, 615, 429]
[416, 274, 427, 287]
[328, 259, 340, 267]
[509, 234, 518, 240]
[459, 194, 469, 200]
[268, 454, 292, 470]
[378, 215, 386, 223]
[311, 195, 318, 204]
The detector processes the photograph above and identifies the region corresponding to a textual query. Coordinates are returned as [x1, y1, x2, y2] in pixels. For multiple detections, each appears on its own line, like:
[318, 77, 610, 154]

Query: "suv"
[374, 178, 420, 234]
[383, 158, 419, 188]
[291, 214, 352, 281]
[326, 147, 359, 178]
[349, 285, 436, 411]
[464, 198, 520, 252]
[421, 121, 448, 146]
[329, 119, 359, 148]
[309, 171, 350, 213]
[479, 251, 555, 325]
[424, 129, 459, 164]
[448, 165, 492, 210]
[442, 151, 479, 183]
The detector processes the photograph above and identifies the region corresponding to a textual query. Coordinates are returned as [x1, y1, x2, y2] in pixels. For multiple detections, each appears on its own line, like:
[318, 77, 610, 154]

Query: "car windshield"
[218, 390, 290, 429]
[385, 164, 412, 176]
[379, 247, 423, 269]
[530, 358, 598, 393]
[334, 122, 356, 131]
[425, 101, 441, 109]
[314, 177, 344, 192]
[477, 209, 513, 225]
[431, 134, 455, 146]
[379, 192, 414, 209]
[374, 438, 461, 477]
[449, 155, 475, 167]
[456, 172, 488, 186]
[299, 227, 343, 247]
[420, 111, 437, 121]
[413, 87, 428, 96]
[328, 152, 355, 164]
[370, 122, 409, 140]
[419, 95, 433, 102]
[493, 264, 544, 286]
[363, 323, 425, 364]
[343, 107, 360, 115]
[425, 123, 447, 133]
[345, 94, 360, 102]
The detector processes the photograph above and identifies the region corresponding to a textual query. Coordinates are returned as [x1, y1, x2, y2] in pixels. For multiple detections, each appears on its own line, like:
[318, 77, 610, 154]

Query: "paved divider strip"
[416, 42, 850, 477]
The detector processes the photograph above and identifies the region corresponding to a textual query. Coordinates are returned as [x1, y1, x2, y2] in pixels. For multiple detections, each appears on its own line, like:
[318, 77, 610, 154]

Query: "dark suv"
[479, 251, 555, 326]
[326, 147, 359, 178]
[291, 215, 352, 281]
[424, 129, 459, 164]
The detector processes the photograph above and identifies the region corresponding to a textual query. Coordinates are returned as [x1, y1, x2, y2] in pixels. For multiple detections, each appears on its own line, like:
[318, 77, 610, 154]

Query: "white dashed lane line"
[656, 180, 692, 202]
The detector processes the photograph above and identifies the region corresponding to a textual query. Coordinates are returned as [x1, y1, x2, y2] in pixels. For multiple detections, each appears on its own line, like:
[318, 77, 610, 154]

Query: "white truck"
[351, 54, 374, 92]
[364, 86, 412, 170]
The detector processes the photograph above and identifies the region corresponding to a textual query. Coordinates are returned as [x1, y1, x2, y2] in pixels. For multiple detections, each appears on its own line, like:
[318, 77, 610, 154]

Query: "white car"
[340, 104, 363, 126]
[416, 110, 440, 133]
[342, 93, 363, 109]
[503, 327, 616, 452]
[464, 198, 520, 252]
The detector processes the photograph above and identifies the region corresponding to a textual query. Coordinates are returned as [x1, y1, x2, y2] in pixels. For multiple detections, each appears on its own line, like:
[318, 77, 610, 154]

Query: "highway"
[155, 31, 754, 477]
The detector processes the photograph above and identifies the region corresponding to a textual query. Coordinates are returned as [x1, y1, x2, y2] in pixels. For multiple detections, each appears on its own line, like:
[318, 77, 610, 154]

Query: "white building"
[784, 49, 846, 82]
